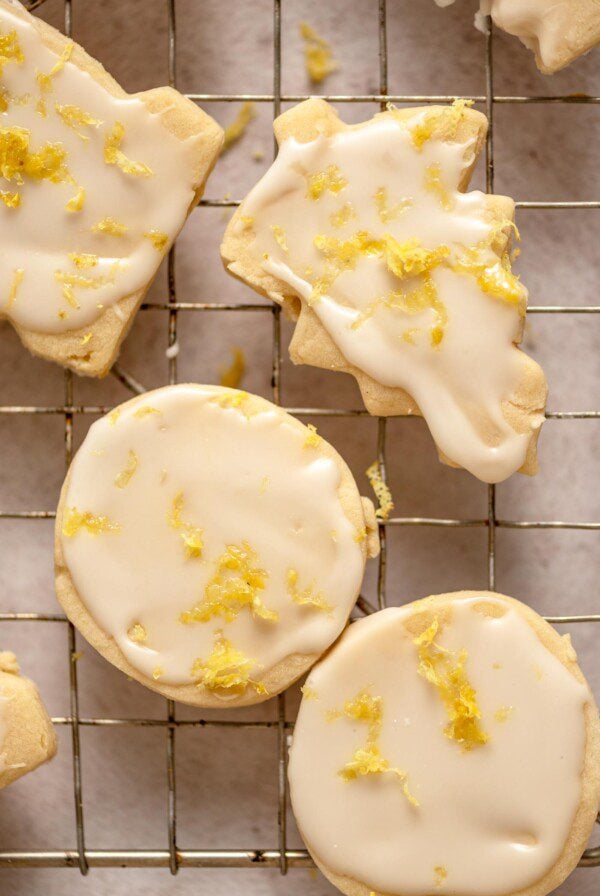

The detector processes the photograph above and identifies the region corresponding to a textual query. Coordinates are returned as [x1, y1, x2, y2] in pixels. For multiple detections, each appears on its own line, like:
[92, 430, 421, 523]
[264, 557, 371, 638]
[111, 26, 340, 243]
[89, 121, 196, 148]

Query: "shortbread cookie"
[289, 592, 600, 896]
[0, 651, 57, 790]
[221, 99, 547, 484]
[436, 1, 600, 73]
[0, 0, 223, 376]
[54, 385, 379, 707]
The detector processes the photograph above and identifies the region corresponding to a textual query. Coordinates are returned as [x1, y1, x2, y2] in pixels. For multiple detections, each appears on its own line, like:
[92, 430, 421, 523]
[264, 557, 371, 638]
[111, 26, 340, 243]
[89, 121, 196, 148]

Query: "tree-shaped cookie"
[222, 98, 547, 484]
[0, 0, 223, 376]
[436, 1, 600, 73]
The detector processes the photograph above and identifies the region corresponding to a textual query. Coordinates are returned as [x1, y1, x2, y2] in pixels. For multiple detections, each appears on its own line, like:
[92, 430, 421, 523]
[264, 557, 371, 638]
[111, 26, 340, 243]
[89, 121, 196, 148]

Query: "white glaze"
[60, 385, 366, 692]
[235, 115, 539, 483]
[0, 1, 201, 334]
[289, 596, 591, 896]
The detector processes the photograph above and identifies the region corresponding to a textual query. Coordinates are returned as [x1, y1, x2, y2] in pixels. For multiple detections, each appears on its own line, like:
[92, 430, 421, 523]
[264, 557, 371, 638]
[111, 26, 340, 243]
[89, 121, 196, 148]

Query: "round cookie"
[288, 591, 600, 896]
[0, 651, 57, 790]
[55, 384, 379, 707]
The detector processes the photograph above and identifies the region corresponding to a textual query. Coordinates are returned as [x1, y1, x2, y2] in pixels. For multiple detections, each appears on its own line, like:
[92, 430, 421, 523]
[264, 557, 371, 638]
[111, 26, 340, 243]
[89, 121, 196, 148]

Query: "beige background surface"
[0, 0, 598, 894]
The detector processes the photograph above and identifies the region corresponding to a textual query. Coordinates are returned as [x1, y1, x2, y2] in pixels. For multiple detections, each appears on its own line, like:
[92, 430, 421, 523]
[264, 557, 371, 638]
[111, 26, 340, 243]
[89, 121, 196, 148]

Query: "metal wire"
[1, 0, 598, 879]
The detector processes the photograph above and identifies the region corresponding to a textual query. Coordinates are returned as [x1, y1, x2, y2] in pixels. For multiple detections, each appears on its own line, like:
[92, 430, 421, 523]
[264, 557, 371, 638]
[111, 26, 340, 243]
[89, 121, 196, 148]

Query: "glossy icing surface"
[289, 596, 590, 896]
[0, 1, 201, 334]
[60, 385, 366, 695]
[234, 113, 539, 483]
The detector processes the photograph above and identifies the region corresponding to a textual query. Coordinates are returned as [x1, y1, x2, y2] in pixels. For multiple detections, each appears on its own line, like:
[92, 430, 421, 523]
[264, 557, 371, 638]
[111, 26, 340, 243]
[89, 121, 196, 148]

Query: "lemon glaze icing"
[232, 114, 541, 483]
[0, 0, 202, 335]
[59, 385, 366, 694]
[289, 596, 591, 896]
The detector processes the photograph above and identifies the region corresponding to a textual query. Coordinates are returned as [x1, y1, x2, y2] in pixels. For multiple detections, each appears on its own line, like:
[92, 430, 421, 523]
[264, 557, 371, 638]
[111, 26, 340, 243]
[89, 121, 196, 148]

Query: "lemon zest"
[128, 623, 147, 644]
[287, 568, 332, 612]
[80, 332, 92, 346]
[133, 405, 162, 419]
[366, 461, 394, 520]
[55, 103, 102, 139]
[167, 491, 203, 559]
[115, 449, 138, 488]
[219, 347, 246, 389]
[374, 187, 412, 223]
[4, 268, 24, 309]
[301, 684, 318, 700]
[36, 41, 73, 93]
[92, 216, 127, 236]
[143, 229, 169, 252]
[0, 126, 70, 185]
[306, 163, 347, 200]
[104, 122, 152, 177]
[434, 866, 448, 887]
[414, 616, 489, 750]
[223, 101, 256, 151]
[424, 162, 453, 210]
[0, 28, 24, 76]
[329, 201, 356, 229]
[190, 634, 266, 695]
[0, 190, 20, 209]
[69, 253, 98, 269]
[494, 705, 514, 723]
[271, 224, 288, 252]
[66, 185, 85, 213]
[180, 542, 276, 624]
[62, 507, 121, 537]
[303, 422, 321, 448]
[299, 22, 338, 83]
[334, 688, 419, 807]
[408, 98, 474, 151]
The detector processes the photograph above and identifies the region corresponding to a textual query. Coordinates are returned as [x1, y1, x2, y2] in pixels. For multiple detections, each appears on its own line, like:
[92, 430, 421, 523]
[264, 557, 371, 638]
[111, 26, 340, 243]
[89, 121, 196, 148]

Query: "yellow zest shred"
[306, 164, 347, 200]
[219, 347, 246, 389]
[144, 229, 169, 252]
[434, 866, 448, 887]
[494, 705, 514, 723]
[329, 201, 356, 229]
[80, 332, 92, 346]
[271, 224, 288, 252]
[104, 122, 152, 177]
[180, 542, 276, 624]
[108, 409, 120, 426]
[453, 253, 526, 313]
[301, 684, 318, 700]
[299, 22, 338, 83]
[128, 623, 147, 644]
[424, 162, 453, 210]
[374, 187, 412, 223]
[66, 186, 85, 213]
[133, 405, 162, 419]
[0, 126, 70, 185]
[114, 449, 138, 488]
[354, 526, 367, 543]
[303, 423, 321, 448]
[152, 666, 164, 680]
[92, 216, 127, 236]
[408, 98, 474, 151]
[240, 214, 254, 229]
[61, 284, 79, 309]
[334, 688, 419, 807]
[0, 190, 20, 209]
[5, 268, 24, 309]
[287, 568, 332, 612]
[223, 101, 256, 151]
[212, 390, 251, 416]
[55, 103, 102, 139]
[190, 633, 266, 695]
[167, 491, 204, 559]
[0, 28, 24, 76]
[69, 253, 98, 269]
[36, 41, 73, 93]
[260, 476, 270, 494]
[365, 461, 394, 520]
[62, 506, 121, 537]
[414, 617, 489, 750]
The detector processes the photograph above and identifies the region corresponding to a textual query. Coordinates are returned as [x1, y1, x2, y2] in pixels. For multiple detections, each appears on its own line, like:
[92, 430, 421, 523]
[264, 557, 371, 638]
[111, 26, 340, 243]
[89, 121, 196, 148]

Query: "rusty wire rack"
[0, 0, 598, 882]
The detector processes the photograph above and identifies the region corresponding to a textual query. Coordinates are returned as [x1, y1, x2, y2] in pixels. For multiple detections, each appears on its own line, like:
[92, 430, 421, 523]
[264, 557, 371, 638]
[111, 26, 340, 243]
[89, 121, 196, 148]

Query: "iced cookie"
[0, 0, 223, 375]
[436, 1, 600, 73]
[289, 592, 600, 896]
[221, 99, 547, 484]
[0, 651, 57, 790]
[54, 384, 379, 707]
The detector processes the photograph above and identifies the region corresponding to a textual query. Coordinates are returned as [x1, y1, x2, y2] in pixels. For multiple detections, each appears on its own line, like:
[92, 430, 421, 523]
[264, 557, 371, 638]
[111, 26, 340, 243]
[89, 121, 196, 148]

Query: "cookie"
[0, 651, 57, 790]
[436, 1, 600, 74]
[289, 591, 600, 896]
[221, 99, 547, 484]
[0, 0, 223, 376]
[54, 384, 379, 708]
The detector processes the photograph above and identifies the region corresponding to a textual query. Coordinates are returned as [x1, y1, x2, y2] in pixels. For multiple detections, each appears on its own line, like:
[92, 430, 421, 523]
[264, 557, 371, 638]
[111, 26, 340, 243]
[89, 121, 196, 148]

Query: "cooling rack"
[0, 0, 598, 883]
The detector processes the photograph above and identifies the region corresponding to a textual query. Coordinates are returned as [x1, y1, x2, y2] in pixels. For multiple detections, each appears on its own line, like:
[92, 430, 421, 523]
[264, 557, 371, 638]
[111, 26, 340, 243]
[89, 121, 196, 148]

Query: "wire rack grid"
[0, 0, 598, 882]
